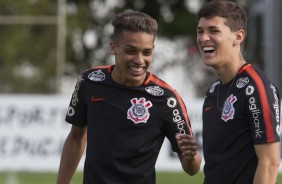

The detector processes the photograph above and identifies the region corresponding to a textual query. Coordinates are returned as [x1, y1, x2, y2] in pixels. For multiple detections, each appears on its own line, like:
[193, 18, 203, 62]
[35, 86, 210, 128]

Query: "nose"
[197, 32, 210, 43]
[134, 52, 144, 64]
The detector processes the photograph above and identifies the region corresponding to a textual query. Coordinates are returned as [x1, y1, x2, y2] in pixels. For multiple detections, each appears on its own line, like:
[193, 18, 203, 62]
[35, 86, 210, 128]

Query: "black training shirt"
[66, 65, 194, 184]
[202, 63, 280, 184]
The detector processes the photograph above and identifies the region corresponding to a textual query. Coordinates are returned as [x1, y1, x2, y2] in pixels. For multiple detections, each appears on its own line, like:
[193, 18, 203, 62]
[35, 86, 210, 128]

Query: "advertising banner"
[0, 95, 280, 172]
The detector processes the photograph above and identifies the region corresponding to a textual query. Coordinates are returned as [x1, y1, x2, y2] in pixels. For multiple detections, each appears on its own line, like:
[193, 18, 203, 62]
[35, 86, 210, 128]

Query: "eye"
[143, 50, 152, 56]
[210, 29, 220, 34]
[197, 29, 203, 34]
[126, 49, 137, 55]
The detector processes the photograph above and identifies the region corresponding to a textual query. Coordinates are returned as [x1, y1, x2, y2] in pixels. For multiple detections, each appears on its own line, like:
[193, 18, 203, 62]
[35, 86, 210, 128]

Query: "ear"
[110, 41, 116, 55]
[234, 29, 245, 45]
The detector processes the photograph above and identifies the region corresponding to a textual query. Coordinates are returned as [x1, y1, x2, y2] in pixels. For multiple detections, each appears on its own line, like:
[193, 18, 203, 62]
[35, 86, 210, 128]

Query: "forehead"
[118, 30, 155, 48]
[197, 16, 228, 29]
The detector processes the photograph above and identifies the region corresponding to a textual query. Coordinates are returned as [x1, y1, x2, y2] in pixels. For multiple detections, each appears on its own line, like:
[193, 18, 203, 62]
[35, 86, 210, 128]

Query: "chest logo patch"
[88, 70, 105, 81]
[145, 86, 164, 96]
[127, 97, 152, 124]
[221, 94, 237, 122]
[236, 77, 249, 88]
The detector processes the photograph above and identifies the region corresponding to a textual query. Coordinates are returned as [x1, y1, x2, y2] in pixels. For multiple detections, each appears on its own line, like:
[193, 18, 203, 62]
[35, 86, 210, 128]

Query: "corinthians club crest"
[221, 94, 237, 122]
[127, 97, 152, 124]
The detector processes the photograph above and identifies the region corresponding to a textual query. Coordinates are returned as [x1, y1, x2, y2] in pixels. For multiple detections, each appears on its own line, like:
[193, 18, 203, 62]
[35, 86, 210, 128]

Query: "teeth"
[130, 66, 143, 72]
[203, 47, 215, 51]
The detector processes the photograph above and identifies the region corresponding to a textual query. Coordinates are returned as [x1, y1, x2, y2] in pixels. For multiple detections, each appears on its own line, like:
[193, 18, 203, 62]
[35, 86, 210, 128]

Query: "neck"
[111, 67, 146, 87]
[215, 58, 246, 84]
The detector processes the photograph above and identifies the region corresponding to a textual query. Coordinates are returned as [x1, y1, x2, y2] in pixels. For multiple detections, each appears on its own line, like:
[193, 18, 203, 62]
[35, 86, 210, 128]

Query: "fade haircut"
[197, 0, 247, 35]
[111, 10, 158, 42]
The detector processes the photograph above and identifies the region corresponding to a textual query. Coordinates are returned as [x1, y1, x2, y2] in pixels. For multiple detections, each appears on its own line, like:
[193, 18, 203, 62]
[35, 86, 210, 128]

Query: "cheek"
[145, 56, 153, 65]
[196, 36, 202, 44]
[116, 53, 130, 62]
[196, 41, 202, 50]
[114, 55, 125, 67]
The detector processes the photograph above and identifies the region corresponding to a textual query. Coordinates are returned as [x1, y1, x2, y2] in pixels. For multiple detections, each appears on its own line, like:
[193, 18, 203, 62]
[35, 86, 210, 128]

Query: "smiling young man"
[197, 1, 280, 184]
[56, 10, 201, 184]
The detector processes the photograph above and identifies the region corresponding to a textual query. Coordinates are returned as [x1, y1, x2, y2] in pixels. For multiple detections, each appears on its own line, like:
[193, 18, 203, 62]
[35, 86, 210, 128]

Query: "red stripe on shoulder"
[83, 65, 112, 73]
[238, 63, 251, 74]
[144, 72, 153, 85]
[92, 65, 112, 73]
[244, 65, 274, 142]
[149, 75, 193, 135]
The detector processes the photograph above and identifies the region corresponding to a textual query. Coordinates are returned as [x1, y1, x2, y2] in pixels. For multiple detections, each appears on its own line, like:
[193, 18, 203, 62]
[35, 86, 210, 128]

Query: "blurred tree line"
[0, 0, 58, 93]
[0, 0, 250, 95]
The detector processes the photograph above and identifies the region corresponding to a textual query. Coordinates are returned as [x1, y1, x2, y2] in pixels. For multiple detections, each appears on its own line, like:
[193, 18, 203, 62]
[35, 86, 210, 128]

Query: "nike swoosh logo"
[91, 97, 106, 102]
[204, 106, 213, 112]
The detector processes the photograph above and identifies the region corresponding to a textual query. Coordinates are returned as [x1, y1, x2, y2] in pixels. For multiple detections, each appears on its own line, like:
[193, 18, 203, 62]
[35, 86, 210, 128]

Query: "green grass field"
[1, 171, 282, 184]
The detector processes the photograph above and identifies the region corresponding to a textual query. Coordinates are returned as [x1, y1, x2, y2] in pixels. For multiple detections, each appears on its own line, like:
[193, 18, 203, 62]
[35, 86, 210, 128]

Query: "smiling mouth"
[130, 66, 144, 72]
[203, 46, 216, 54]
[128, 66, 146, 75]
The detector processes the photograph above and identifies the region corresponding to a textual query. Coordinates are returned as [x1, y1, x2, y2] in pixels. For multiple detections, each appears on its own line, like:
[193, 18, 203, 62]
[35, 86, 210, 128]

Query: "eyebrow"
[197, 25, 220, 32]
[125, 44, 153, 51]
[125, 44, 140, 51]
[197, 25, 219, 29]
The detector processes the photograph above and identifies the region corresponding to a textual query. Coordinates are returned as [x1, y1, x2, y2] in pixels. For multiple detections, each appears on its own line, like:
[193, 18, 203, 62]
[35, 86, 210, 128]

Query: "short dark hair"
[197, 0, 247, 35]
[111, 10, 158, 42]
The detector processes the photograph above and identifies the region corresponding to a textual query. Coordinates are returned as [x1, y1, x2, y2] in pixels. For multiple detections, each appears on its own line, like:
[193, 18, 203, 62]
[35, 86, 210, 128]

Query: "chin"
[131, 76, 143, 82]
[202, 59, 214, 67]
[129, 75, 145, 85]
